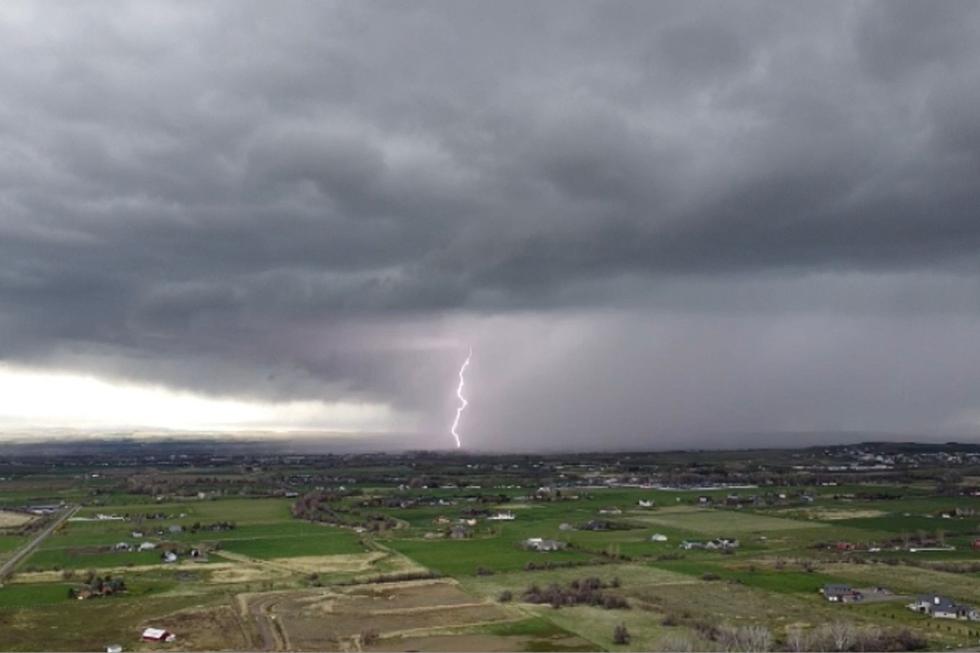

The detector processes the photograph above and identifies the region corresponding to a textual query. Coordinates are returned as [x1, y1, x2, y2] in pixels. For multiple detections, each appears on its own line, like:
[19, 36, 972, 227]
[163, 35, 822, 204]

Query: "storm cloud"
[2, 1, 980, 448]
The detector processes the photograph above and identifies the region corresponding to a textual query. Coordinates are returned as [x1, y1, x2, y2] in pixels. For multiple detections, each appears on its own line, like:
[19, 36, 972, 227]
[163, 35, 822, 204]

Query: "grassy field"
[2, 465, 980, 651]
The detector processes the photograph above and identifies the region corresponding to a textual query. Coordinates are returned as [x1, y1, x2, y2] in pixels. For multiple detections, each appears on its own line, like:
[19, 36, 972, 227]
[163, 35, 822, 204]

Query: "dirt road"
[0, 505, 77, 582]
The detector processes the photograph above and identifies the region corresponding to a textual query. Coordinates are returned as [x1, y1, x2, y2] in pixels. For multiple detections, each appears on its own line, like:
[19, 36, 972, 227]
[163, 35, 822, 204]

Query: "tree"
[786, 626, 807, 652]
[360, 629, 379, 646]
[828, 621, 856, 652]
[613, 623, 631, 645]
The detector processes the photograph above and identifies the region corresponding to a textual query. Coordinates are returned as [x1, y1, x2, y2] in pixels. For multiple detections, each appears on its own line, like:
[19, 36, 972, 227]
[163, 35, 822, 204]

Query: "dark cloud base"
[2, 2, 980, 446]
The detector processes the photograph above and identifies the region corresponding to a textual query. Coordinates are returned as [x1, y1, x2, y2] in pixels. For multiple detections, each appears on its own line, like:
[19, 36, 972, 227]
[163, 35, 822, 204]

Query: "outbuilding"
[141, 628, 176, 643]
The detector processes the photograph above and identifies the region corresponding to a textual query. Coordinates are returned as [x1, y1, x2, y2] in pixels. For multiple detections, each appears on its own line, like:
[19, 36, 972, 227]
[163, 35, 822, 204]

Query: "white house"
[638, 500, 655, 508]
[523, 537, 567, 552]
[650, 533, 668, 542]
[488, 511, 516, 521]
[908, 595, 979, 621]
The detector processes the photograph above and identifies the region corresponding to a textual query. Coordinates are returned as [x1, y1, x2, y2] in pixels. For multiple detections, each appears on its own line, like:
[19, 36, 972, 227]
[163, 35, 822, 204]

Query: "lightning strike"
[450, 348, 472, 449]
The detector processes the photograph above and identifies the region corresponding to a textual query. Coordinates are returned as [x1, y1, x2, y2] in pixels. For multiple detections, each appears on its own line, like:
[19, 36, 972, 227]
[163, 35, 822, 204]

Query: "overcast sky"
[2, 1, 980, 449]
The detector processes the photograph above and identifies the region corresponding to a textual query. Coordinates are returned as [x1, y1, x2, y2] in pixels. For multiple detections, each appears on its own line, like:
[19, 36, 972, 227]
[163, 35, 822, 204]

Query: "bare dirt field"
[342, 579, 485, 610]
[215, 550, 387, 576]
[241, 580, 519, 651]
[777, 508, 888, 521]
[0, 510, 35, 528]
[138, 604, 253, 651]
[367, 633, 588, 652]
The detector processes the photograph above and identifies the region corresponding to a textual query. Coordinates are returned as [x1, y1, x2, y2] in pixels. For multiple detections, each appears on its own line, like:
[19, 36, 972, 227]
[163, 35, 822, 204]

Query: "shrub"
[497, 590, 513, 603]
[360, 629, 380, 646]
[613, 623, 631, 645]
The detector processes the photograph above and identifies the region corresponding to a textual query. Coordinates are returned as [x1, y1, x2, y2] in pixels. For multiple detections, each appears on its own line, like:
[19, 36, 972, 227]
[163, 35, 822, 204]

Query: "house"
[141, 628, 176, 643]
[599, 507, 622, 515]
[488, 511, 516, 521]
[706, 537, 739, 550]
[449, 525, 471, 540]
[680, 540, 705, 550]
[113, 542, 132, 551]
[907, 595, 979, 621]
[162, 551, 178, 563]
[523, 537, 567, 552]
[821, 584, 863, 603]
[131, 530, 144, 538]
[167, 525, 183, 534]
[637, 499, 655, 508]
[558, 522, 575, 531]
[650, 533, 668, 542]
[697, 496, 711, 505]
[106, 645, 123, 653]
[138, 542, 157, 551]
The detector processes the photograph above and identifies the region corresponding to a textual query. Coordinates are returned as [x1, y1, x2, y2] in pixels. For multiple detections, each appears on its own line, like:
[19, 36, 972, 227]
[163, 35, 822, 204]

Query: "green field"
[2, 447, 980, 652]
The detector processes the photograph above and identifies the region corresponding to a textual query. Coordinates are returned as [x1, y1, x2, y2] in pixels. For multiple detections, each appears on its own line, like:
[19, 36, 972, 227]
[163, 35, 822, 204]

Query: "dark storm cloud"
[2, 1, 980, 445]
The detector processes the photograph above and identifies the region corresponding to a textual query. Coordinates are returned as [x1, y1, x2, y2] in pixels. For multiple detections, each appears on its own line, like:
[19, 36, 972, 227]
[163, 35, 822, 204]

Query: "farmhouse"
[706, 537, 739, 550]
[821, 584, 863, 603]
[523, 537, 567, 552]
[141, 628, 176, 643]
[907, 595, 979, 621]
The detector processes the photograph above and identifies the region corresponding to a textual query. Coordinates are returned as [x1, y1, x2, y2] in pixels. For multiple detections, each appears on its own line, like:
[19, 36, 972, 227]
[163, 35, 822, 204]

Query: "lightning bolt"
[450, 348, 472, 449]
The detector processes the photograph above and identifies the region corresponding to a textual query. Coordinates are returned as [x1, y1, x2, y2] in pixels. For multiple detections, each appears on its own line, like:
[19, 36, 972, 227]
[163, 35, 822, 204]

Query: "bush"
[613, 623, 631, 645]
[522, 577, 629, 610]
[360, 629, 379, 646]
[497, 590, 513, 603]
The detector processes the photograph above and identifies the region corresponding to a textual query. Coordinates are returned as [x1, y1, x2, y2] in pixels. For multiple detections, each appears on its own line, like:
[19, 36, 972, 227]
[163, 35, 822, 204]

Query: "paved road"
[0, 505, 78, 582]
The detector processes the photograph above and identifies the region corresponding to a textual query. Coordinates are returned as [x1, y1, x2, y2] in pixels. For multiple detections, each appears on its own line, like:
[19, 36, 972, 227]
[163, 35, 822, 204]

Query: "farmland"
[0, 441, 979, 651]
